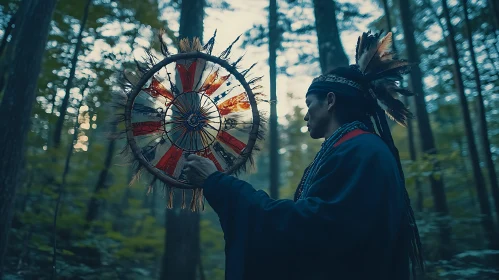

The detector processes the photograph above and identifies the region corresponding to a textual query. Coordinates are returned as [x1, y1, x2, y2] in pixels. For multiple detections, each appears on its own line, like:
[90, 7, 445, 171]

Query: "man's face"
[304, 93, 331, 139]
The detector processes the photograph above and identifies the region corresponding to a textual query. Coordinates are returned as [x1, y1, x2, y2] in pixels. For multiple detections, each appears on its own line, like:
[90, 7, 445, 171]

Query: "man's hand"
[183, 154, 218, 187]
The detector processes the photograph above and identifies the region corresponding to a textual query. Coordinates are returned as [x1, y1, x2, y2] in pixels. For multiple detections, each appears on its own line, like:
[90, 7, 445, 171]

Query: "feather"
[361, 32, 393, 74]
[179, 37, 203, 53]
[393, 87, 414, 96]
[373, 85, 413, 126]
[375, 32, 393, 59]
[364, 60, 411, 81]
[380, 51, 396, 61]
[219, 34, 241, 60]
[158, 29, 171, 57]
[203, 30, 217, 55]
[358, 32, 382, 72]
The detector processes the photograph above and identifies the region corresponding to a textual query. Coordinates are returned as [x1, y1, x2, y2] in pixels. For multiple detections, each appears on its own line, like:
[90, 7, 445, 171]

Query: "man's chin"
[309, 131, 322, 139]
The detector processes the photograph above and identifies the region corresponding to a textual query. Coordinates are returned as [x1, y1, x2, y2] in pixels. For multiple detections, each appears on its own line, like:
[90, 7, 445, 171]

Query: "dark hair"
[310, 65, 375, 130]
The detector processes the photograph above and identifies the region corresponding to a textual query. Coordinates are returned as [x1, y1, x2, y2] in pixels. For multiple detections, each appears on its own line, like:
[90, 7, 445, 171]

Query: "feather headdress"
[355, 30, 414, 127]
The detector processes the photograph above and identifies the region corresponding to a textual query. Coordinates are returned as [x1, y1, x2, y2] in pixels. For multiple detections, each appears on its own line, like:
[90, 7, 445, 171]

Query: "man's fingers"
[187, 154, 203, 161]
[184, 160, 197, 169]
[183, 165, 192, 175]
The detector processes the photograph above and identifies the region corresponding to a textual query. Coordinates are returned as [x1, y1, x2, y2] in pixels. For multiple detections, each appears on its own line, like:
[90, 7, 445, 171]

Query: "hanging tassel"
[198, 189, 205, 211]
[190, 189, 197, 212]
[147, 178, 157, 195]
[167, 186, 174, 209]
[181, 190, 186, 209]
[129, 167, 143, 186]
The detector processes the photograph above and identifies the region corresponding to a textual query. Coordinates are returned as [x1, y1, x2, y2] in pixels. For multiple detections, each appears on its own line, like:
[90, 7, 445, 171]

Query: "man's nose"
[304, 113, 309, 121]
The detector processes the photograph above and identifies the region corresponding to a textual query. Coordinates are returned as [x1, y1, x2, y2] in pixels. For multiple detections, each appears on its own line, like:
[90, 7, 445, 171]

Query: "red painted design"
[218, 92, 250, 115]
[333, 129, 371, 147]
[199, 70, 219, 92]
[176, 61, 198, 92]
[217, 131, 246, 154]
[144, 77, 174, 100]
[155, 146, 183, 176]
[132, 121, 162, 136]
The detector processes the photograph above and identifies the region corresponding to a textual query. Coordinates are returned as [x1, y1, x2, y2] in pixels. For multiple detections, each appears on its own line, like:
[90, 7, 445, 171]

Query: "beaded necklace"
[298, 121, 368, 199]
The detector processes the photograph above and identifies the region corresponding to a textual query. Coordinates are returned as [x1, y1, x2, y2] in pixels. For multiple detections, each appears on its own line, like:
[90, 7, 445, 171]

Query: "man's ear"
[326, 92, 336, 111]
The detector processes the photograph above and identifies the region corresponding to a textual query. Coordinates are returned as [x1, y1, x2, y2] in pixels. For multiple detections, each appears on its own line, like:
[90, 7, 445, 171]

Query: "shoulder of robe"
[326, 133, 393, 163]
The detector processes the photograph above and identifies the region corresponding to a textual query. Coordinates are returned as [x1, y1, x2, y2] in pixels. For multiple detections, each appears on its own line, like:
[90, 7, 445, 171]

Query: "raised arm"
[202, 144, 401, 255]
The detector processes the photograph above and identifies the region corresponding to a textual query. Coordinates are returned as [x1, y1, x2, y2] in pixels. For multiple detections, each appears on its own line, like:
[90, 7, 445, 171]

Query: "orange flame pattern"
[199, 70, 230, 96]
[218, 92, 250, 115]
[144, 77, 174, 100]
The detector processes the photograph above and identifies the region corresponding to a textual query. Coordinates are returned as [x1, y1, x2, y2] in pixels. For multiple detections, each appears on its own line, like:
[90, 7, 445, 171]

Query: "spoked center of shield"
[164, 91, 221, 152]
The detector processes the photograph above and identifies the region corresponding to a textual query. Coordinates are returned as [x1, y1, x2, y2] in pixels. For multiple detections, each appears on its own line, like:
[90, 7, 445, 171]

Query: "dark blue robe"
[203, 133, 410, 280]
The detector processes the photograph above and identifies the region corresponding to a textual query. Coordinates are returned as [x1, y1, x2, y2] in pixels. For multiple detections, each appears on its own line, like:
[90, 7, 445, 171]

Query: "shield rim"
[124, 51, 261, 189]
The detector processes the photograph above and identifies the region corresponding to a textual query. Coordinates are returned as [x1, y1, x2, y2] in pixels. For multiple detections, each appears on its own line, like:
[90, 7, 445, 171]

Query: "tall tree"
[0, 0, 57, 275]
[461, 0, 499, 227]
[161, 1, 204, 279]
[441, 0, 498, 248]
[398, 0, 452, 258]
[52, 87, 87, 279]
[488, 0, 499, 31]
[0, 4, 21, 93]
[269, 0, 279, 199]
[312, 0, 349, 73]
[380, 0, 423, 211]
[85, 128, 115, 224]
[53, 0, 92, 148]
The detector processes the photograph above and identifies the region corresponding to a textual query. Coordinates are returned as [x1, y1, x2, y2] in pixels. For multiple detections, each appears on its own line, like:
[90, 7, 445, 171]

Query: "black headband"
[306, 74, 366, 98]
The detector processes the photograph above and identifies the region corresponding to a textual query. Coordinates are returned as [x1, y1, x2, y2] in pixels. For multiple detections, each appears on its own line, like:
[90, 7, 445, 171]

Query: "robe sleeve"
[203, 140, 400, 276]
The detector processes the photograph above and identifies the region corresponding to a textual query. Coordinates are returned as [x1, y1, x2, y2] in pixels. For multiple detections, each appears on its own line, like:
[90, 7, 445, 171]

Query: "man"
[184, 31, 424, 280]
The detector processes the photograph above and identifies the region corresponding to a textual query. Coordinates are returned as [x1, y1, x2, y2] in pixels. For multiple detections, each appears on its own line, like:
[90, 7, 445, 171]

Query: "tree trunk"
[462, 0, 499, 227]
[399, 0, 452, 258]
[441, 0, 498, 248]
[269, 0, 279, 199]
[488, 0, 499, 31]
[0, 0, 57, 275]
[85, 136, 115, 224]
[178, 0, 204, 44]
[0, 4, 26, 93]
[456, 138, 477, 209]
[381, 0, 423, 212]
[53, 92, 86, 279]
[161, 1, 204, 279]
[53, 0, 92, 148]
[312, 0, 349, 73]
